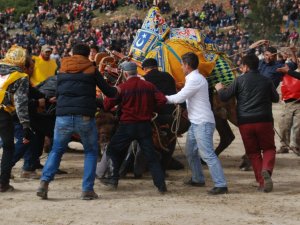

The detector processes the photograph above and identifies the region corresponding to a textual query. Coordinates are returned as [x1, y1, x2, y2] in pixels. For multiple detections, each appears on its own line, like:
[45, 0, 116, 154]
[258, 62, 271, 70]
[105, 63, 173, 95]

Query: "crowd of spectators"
[0, 0, 299, 67]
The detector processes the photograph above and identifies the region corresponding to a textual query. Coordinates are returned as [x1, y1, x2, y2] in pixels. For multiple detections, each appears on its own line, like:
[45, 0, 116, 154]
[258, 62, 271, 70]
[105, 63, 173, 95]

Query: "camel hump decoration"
[128, 7, 237, 124]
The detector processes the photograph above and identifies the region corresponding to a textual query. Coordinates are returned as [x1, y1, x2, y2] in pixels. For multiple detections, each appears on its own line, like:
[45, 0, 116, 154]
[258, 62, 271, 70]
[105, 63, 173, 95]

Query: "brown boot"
[37, 181, 49, 199]
[81, 191, 99, 200]
[290, 147, 300, 156]
[277, 146, 289, 154]
[20, 170, 40, 179]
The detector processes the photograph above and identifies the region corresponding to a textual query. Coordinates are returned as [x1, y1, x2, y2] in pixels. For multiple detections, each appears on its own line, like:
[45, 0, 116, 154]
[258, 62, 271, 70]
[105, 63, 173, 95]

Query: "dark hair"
[242, 54, 259, 70]
[142, 58, 158, 69]
[181, 52, 199, 70]
[72, 43, 90, 57]
[90, 45, 99, 52]
[265, 46, 277, 54]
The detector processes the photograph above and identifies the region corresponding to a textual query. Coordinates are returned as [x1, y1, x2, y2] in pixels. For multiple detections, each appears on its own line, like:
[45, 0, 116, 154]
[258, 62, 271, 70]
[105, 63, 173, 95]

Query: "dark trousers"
[107, 121, 166, 189]
[0, 110, 14, 186]
[30, 114, 55, 168]
[12, 114, 55, 171]
[12, 122, 36, 171]
[239, 122, 276, 186]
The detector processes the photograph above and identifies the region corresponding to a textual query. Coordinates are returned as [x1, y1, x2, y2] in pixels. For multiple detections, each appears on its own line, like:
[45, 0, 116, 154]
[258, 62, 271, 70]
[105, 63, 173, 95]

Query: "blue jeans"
[12, 122, 36, 171]
[41, 116, 98, 191]
[185, 122, 227, 187]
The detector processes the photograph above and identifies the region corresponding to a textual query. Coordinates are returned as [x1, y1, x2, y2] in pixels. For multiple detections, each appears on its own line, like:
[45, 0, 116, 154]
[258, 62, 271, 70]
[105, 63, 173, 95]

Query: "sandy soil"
[1, 102, 300, 225]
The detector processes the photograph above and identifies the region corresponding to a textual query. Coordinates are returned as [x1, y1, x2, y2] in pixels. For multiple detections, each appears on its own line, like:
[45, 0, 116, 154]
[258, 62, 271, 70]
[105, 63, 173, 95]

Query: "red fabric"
[104, 77, 167, 123]
[238, 122, 276, 186]
[281, 74, 300, 100]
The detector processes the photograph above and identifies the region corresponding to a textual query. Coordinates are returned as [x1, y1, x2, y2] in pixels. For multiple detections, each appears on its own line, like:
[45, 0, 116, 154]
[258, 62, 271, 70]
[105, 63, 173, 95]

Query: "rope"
[114, 72, 123, 87]
[171, 105, 182, 135]
[151, 118, 169, 152]
[273, 126, 290, 148]
[170, 105, 186, 160]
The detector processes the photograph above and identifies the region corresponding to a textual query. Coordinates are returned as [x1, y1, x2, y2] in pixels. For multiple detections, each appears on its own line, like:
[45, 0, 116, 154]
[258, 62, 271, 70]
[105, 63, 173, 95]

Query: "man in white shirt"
[166, 52, 228, 195]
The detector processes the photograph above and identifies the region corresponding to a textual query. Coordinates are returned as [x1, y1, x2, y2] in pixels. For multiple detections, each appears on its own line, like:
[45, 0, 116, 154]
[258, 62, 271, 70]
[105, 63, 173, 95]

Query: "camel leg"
[214, 115, 235, 156]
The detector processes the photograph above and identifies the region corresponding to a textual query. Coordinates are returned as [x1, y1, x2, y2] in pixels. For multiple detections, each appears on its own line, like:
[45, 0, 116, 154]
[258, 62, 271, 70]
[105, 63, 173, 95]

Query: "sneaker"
[81, 191, 99, 200]
[290, 147, 300, 156]
[35, 163, 44, 170]
[20, 170, 40, 179]
[100, 177, 118, 189]
[36, 181, 49, 199]
[261, 170, 273, 193]
[208, 187, 228, 195]
[183, 178, 205, 187]
[277, 146, 289, 154]
[0, 184, 14, 192]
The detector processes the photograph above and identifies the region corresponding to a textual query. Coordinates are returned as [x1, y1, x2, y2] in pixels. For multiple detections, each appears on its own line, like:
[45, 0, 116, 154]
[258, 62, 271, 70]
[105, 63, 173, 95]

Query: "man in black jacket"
[36, 43, 118, 200]
[215, 54, 279, 193]
[142, 58, 180, 171]
[143, 58, 177, 115]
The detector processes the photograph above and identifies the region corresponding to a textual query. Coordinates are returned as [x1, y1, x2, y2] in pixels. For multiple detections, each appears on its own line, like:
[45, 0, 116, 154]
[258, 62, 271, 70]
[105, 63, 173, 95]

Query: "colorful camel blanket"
[129, 7, 236, 89]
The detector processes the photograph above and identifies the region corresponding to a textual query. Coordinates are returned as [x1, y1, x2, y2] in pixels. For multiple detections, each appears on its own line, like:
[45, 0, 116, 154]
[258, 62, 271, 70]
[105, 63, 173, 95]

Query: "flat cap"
[41, 44, 52, 52]
[120, 61, 137, 72]
[142, 58, 158, 68]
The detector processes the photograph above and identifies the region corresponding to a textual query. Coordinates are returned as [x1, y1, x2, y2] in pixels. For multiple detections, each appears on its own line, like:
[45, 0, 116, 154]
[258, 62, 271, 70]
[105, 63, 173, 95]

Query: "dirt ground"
[1, 102, 300, 225]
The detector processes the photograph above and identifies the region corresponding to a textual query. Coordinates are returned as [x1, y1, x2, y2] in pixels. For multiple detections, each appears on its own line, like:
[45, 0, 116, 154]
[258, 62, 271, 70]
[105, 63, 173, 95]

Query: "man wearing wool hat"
[0, 45, 33, 192]
[102, 61, 168, 194]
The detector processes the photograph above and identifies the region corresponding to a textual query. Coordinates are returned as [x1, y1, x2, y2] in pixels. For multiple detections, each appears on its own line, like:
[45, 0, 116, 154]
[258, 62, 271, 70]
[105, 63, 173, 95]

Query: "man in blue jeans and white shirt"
[166, 52, 228, 195]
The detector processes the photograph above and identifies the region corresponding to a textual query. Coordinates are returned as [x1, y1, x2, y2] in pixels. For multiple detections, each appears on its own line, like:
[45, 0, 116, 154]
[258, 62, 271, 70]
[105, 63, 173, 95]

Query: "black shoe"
[0, 183, 14, 192]
[208, 187, 228, 195]
[239, 155, 252, 171]
[35, 163, 44, 170]
[56, 169, 68, 175]
[100, 177, 118, 189]
[158, 185, 167, 194]
[184, 178, 205, 187]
